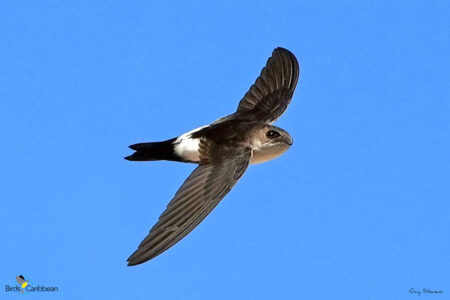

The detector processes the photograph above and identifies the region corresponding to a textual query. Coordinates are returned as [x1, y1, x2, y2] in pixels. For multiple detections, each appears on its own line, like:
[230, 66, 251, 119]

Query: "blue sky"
[1, 1, 449, 299]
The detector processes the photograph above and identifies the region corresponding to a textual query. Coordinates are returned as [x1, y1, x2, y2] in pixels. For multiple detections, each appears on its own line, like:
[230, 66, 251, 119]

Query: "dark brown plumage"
[126, 47, 299, 265]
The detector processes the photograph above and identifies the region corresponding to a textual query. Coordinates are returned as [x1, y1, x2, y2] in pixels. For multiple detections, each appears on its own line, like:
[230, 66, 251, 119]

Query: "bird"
[125, 47, 300, 266]
[16, 275, 28, 293]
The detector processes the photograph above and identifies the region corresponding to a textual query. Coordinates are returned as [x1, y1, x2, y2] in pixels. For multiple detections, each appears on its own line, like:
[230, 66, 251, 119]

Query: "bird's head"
[262, 125, 293, 146]
[250, 125, 293, 164]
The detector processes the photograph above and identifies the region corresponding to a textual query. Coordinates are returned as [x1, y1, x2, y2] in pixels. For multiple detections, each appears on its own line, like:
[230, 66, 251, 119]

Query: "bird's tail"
[125, 138, 178, 161]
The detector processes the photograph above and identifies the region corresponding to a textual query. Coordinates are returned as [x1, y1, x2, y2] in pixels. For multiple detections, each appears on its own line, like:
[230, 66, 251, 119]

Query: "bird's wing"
[16, 276, 24, 285]
[235, 47, 299, 123]
[127, 140, 252, 265]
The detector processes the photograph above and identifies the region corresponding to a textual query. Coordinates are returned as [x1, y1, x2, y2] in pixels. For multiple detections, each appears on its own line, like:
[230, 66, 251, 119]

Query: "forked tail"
[125, 138, 178, 161]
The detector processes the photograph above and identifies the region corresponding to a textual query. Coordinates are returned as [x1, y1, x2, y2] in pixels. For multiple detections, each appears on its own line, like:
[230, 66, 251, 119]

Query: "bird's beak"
[284, 136, 293, 146]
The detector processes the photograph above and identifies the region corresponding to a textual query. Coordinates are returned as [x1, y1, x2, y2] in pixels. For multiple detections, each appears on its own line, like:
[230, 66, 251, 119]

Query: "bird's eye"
[266, 130, 280, 139]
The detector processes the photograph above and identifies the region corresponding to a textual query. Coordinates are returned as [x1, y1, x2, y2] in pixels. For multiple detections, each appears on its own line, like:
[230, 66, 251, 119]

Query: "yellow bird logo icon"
[15, 275, 29, 293]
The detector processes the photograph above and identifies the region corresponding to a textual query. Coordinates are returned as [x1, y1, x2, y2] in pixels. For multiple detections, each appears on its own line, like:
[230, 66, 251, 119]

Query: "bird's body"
[128, 120, 293, 165]
[125, 47, 300, 265]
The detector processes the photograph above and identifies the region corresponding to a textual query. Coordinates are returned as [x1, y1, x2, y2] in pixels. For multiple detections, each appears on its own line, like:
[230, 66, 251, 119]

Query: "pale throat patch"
[251, 143, 290, 164]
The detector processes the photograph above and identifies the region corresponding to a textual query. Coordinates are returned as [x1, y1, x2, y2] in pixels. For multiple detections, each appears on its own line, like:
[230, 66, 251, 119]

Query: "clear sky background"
[1, 1, 449, 299]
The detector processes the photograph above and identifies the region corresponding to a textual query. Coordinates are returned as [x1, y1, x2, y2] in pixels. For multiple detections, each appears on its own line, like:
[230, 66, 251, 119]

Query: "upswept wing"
[235, 47, 299, 123]
[16, 276, 25, 285]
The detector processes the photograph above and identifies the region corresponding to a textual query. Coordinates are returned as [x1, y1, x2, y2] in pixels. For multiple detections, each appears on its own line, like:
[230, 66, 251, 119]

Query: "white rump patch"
[174, 125, 207, 162]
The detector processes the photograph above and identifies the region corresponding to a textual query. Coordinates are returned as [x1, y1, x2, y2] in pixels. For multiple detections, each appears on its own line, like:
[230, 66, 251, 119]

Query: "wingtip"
[127, 260, 136, 266]
[273, 47, 300, 78]
[274, 47, 293, 55]
[126, 252, 149, 266]
[126, 253, 137, 266]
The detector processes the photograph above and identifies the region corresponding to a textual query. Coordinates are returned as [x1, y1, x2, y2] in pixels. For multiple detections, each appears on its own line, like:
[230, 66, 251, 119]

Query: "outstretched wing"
[235, 47, 299, 123]
[127, 140, 252, 265]
[16, 275, 25, 285]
